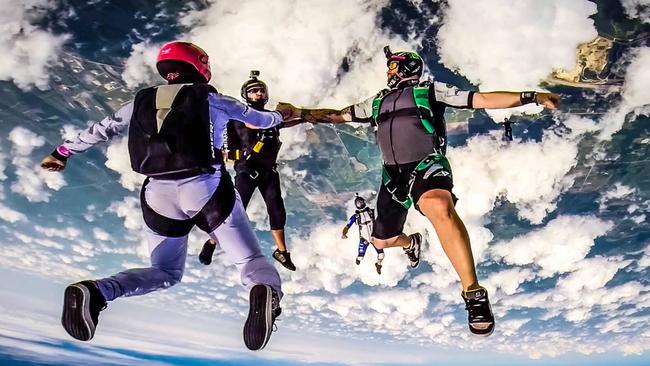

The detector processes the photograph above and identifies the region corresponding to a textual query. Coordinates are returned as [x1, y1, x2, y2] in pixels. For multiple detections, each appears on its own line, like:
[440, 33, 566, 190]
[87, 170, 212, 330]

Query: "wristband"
[520, 91, 538, 105]
[51, 145, 71, 161]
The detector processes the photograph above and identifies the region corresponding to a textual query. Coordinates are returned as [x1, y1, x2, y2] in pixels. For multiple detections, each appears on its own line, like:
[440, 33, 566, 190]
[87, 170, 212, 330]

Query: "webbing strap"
[375, 107, 432, 124]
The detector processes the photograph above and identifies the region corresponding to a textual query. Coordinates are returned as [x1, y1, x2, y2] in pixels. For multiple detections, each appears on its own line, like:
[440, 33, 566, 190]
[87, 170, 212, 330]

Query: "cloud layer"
[0, 0, 68, 89]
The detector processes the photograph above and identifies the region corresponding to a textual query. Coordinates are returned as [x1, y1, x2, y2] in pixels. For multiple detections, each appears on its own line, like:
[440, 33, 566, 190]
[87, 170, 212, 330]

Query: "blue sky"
[1, 0, 650, 365]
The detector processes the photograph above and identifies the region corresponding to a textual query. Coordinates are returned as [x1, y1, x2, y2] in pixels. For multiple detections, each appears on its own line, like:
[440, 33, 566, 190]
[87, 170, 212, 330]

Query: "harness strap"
[382, 153, 451, 209]
[375, 107, 433, 125]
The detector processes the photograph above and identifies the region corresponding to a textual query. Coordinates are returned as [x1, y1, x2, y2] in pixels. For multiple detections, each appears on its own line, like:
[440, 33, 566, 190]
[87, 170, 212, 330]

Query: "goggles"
[388, 61, 399, 71]
[246, 87, 266, 94]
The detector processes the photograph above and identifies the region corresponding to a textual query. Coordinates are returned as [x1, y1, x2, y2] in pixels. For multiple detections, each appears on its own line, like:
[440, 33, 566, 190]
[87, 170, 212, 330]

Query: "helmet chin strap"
[387, 74, 401, 88]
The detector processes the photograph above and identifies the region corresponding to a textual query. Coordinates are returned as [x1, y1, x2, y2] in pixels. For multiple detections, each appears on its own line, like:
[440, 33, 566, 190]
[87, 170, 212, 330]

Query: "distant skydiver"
[341, 194, 384, 274]
[282, 46, 561, 337]
[39, 41, 302, 351]
[199, 71, 297, 271]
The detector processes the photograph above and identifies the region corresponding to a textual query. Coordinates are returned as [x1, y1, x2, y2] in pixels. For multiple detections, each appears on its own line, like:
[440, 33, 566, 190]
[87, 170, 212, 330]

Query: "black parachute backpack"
[128, 83, 220, 179]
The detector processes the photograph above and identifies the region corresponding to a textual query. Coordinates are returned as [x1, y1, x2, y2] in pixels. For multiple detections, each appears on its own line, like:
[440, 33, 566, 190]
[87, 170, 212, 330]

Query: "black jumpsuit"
[228, 117, 286, 231]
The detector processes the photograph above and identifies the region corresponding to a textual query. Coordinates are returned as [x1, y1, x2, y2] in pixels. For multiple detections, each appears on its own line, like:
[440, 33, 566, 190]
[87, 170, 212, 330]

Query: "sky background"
[0, 0, 649, 365]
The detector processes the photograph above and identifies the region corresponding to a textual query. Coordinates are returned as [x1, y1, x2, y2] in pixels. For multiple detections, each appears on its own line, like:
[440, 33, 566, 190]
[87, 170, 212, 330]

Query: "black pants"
[235, 163, 287, 230]
[372, 160, 456, 240]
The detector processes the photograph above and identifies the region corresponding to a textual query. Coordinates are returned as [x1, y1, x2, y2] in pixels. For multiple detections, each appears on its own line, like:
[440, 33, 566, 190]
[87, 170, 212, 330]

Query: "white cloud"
[8, 126, 45, 155]
[34, 225, 81, 239]
[282, 222, 410, 294]
[621, 0, 650, 23]
[0, 204, 26, 223]
[497, 256, 639, 328]
[636, 243, 650, 270]
[0, 0, 68, 89]
[121, 41, 160, 88]
[108, 196, 144, 233]
[556, 256, 631, 294]
[0, 148, 6, 181]
[436, 0, 598, 120]
[60, 123, 84, 141]
[93, 227, 111, 241]
[490, 215, 614, 277]
[450, 129, 580, 224]
[598, 47, 650, 140]
[597, 182, 637, 211]
[8, 127, 66, 202]
[498, 318, 530, 337]
[104, 136, 146, 191]
[483, 268, 536, 296]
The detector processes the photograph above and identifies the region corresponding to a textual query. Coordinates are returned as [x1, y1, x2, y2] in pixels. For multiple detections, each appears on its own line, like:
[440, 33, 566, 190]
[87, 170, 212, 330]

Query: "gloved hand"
[40, 155, 66, 172]
[341, 227, 349, 239]
[536, 92, 561, 109]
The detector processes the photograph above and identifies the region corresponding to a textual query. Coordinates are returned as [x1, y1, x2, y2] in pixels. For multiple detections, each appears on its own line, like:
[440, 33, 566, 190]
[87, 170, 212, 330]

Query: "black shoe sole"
[470, 322, 495, 337]
[243, 285, 273, 351]
[62, 284, 95, 341]
[273, 255, 296, 271]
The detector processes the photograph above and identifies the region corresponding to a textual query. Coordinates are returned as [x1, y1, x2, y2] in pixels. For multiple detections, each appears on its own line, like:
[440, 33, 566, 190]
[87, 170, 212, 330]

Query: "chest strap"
[375, 107, 433, 125]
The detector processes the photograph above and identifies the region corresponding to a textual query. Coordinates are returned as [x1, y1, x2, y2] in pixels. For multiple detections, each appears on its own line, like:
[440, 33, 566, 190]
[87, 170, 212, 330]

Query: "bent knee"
[155, 267, 184, 286]
[372, 236, 398, 249]
[418, 190, 455, 218]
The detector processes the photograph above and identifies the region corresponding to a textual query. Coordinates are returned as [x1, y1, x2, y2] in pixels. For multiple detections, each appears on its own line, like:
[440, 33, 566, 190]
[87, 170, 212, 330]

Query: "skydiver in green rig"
[282, 46, 561, 336]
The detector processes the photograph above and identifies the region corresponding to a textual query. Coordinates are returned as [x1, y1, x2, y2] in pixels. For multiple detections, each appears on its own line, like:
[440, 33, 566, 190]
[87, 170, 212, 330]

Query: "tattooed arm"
[277, 93, 375, 125]
[298, 106, 353, 124]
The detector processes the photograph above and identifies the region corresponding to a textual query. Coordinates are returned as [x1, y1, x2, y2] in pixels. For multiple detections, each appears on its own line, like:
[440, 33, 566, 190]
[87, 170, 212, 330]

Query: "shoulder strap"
[371, 89, 391, 124]
[426, 83, 448, 154]
[412, 86, 434, 134]
[155, 84, 187, 132]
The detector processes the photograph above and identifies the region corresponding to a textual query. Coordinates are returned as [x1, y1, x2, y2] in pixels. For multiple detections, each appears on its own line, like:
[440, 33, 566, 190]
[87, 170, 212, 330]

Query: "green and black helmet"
[384, 46, 424, 88]
[240, 70, 268, 106]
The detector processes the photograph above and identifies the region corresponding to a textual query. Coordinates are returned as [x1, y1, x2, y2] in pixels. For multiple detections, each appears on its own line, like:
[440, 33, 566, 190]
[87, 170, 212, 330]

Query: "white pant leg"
[209, 194, 282, 298]
[96, 227, 188, 301]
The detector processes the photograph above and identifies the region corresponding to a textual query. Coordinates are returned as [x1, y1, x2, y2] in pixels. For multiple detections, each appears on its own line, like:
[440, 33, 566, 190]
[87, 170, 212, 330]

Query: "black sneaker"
[462, 286, 495, 336]
[355, 256, 362, 265]
[199, 240, 216, 265]
[403, 233, 422, 268]
[61, 280, 107, 341]
[243, 284, 282, 351]
[273, 249, 296, 271]
[375, 262, 382, 275]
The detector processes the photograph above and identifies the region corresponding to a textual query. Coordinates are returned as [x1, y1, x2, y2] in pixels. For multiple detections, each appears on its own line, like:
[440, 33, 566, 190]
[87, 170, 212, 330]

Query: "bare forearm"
[472, 92, 521, 109]
[300, 106, 352, 124]
[473, 91, 560, 110]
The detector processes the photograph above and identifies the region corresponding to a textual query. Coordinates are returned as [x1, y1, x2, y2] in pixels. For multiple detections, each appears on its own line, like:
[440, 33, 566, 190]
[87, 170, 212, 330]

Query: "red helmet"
[156, 41, 211, 82]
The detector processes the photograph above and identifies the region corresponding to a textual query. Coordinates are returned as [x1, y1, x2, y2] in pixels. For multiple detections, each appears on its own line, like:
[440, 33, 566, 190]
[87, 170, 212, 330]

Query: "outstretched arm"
[298, 106, 353, 124]
[472, 91, 560, 109]
[40, 101, 134, 172]
[213, 94, 285, 129]
[278, 94, 375, 125]
[275, 102, 353, 125]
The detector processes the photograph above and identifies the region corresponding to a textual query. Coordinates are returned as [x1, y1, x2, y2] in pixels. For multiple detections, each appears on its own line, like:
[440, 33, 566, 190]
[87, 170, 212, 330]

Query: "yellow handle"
[253, 141, 264, 153]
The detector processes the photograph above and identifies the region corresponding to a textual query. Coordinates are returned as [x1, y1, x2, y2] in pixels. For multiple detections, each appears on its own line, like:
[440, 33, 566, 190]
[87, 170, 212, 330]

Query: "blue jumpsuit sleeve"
[209, 93, 282, 129]
[345, 215, 357, 228]
[61, 101, 133, 155]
